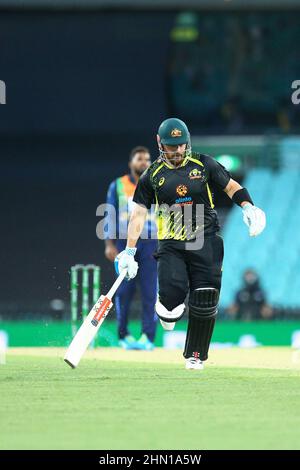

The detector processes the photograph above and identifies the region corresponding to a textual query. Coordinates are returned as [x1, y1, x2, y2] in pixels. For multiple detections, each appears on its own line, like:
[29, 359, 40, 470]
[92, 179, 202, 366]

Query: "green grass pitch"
[1, 347, 300, 450]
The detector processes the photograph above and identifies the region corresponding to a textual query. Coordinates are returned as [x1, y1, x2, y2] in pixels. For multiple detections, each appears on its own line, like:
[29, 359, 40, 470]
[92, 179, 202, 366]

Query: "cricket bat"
[64, 269, 127, 368]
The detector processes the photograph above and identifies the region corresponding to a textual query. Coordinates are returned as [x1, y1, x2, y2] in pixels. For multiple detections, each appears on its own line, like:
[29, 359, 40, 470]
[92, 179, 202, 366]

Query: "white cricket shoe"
[185, 357, 204, 370]
[159, 319, 175, 331]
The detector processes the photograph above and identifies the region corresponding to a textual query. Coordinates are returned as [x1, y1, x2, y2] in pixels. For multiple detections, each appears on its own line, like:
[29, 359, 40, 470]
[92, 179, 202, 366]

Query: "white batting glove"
[242, 203, 266, 237]
[114, 247, 138, 280]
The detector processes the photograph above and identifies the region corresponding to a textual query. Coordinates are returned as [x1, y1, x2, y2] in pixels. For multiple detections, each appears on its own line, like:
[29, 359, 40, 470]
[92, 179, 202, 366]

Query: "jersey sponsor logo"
[189, 168, 203, 180]
[170, 128, 182, 137]
[159, 177, 165, 186]
[176, 184, 188, 197]
[175, 196, 193, 206]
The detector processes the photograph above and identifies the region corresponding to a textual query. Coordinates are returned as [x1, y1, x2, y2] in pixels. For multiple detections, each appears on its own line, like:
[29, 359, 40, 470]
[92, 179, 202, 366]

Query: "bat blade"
[64, 295, 112, 368]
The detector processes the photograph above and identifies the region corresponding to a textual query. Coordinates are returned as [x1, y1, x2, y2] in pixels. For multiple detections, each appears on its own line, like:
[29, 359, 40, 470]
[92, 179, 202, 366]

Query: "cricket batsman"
[114, 118, 266, 369]
[105, 146, 158, 350]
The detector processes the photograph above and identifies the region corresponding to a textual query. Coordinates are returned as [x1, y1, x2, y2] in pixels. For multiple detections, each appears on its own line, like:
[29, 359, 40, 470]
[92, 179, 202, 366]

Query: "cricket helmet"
[158, 117, 190, 146]
[157, 117, 192, 165]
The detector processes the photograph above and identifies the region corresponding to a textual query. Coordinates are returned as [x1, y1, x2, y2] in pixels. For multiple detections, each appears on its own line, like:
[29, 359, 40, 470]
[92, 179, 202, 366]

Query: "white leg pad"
[155, 299, 185, 324]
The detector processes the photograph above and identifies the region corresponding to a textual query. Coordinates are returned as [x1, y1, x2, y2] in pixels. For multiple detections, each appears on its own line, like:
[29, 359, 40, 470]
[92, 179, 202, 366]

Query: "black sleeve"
[202, 154, 231, 190]
[133, 169, 155, 209]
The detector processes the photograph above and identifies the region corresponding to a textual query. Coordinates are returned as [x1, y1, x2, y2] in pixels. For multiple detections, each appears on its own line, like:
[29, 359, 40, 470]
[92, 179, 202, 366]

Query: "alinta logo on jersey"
[0, 80, 6, 104]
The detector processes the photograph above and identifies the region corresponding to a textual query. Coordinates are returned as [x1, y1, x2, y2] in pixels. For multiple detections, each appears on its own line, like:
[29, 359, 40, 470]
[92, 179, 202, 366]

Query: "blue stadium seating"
[221, 168, 300, 308]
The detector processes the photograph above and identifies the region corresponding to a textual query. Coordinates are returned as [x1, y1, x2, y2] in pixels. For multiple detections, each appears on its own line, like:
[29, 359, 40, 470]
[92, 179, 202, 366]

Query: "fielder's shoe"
[159, 319, 175, 331]
[119, 335, 137, 350]
[136, 333, 154, 351]
[185, 357, 204, 370]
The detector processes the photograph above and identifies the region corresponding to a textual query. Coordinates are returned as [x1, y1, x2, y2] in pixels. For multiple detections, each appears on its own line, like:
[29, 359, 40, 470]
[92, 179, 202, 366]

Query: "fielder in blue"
[104, 146, 158, 350]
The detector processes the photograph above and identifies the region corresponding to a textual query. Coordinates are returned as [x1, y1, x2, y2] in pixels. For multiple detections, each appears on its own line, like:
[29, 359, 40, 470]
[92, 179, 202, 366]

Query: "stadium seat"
[221, 168, 300, 308]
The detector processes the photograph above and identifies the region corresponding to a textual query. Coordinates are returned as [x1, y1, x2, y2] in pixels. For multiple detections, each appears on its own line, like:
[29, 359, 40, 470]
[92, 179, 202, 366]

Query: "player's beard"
[165, 152, 185, 167]
[134, 167, 148, 176]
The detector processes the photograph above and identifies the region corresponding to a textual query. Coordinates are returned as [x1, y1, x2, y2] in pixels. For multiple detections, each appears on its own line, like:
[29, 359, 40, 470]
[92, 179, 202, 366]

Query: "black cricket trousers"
[155, 234, 224, 311]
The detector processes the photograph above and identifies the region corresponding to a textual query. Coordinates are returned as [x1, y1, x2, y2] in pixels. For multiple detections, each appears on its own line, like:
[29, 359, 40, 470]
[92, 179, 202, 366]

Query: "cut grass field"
[1, 347, 300, 450]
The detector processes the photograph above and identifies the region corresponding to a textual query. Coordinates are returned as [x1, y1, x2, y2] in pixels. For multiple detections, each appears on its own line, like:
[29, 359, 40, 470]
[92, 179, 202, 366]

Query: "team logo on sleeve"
[189, 168, 204, 180]
[170, 128, 182, 137]
[176, 184, 188, 197]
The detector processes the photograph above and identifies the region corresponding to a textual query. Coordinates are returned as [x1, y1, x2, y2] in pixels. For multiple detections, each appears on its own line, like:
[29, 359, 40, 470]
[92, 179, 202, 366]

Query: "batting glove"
[114, 247, 138, 280]
[242, 203, 266, 237]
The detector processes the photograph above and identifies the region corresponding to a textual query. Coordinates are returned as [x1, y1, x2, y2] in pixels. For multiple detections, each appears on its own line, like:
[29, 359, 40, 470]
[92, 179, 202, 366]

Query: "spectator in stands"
[227, 269, 273, 321]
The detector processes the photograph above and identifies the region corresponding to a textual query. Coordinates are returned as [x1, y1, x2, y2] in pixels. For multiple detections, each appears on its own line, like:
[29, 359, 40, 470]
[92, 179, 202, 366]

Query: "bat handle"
[106, 269, 127, 300]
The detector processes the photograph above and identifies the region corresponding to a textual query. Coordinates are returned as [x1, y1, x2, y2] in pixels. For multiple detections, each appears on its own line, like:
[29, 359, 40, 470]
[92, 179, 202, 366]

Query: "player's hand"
[114, 247, 138, 281]
[242, 203, 266, 237]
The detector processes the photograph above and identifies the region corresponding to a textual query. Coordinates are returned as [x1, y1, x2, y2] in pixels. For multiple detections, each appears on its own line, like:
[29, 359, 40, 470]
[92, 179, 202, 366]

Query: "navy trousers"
[115, 239, 158, 341]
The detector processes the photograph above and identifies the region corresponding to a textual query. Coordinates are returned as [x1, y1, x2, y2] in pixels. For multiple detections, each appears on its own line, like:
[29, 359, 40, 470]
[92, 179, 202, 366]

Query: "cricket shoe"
[159, 319, 175, 331]
[135, 333, 154, 351]
[119, 335, 138, 350]
[185, 357, 204, 370]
